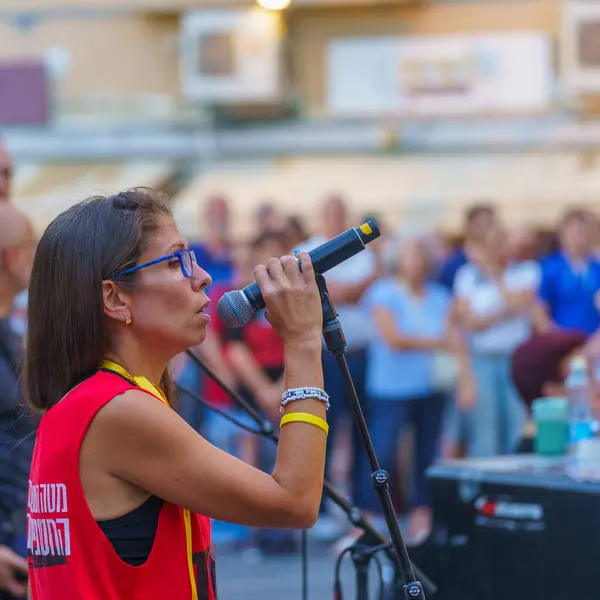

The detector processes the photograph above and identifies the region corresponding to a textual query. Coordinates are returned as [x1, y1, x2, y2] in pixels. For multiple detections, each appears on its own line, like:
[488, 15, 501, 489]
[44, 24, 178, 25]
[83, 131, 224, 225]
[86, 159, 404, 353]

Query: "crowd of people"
[4, 133, 600, 595]
[171, 192, 600, 554]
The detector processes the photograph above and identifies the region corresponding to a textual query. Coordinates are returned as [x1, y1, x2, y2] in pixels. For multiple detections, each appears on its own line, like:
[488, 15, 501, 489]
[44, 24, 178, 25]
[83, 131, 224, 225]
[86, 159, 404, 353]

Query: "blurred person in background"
[220, 231, 295, 555]
[425, 230, 455, 274]
[189, 195, 234, 287]
[298, 194, 378, 540]
[0, 204, 36, 599]
[360, 236, 467, 543]
[0, 142, 11, 202]
[186, 243, 254, 551]
[538, 209, 600, 335]
[452, 221, 548, 457]
[508, 223, 539, 263]
[177, 195, 235, 431]
[511, 330, 588, 453]
[282, 215, 308, 253]
[587, 212, 600, 261]
[254, 201, 287, 236]
[191, 244, 249, 450]
[0, 142, 27, 342]
[436, 202, 496, 291]
[222, 232, 286, 437]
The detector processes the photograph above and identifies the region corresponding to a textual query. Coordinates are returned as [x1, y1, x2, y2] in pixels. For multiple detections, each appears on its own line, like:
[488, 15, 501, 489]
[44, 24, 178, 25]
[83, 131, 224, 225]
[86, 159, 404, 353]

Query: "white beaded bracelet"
[280, 387, 330, 413]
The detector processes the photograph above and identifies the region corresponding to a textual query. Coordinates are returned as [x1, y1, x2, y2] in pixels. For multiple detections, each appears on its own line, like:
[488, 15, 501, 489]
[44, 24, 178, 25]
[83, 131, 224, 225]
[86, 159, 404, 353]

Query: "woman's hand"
[0, 546, 27, 598]
[255, 252, 323, 349]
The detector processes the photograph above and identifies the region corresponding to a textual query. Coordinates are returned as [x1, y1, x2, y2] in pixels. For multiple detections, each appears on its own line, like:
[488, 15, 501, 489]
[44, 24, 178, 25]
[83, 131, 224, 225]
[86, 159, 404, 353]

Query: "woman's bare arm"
[373, 306, 440, 351]
[93, 345, 323, 530]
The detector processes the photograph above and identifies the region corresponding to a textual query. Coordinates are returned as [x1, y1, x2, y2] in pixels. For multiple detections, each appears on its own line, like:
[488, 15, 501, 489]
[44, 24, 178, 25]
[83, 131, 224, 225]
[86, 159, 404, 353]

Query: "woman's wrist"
[283, 335, 322, 356]
[283, 340, 324, 389]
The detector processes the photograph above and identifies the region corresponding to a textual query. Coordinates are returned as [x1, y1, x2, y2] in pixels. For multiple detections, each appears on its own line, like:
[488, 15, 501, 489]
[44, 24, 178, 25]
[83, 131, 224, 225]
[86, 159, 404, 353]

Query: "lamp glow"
[256, 0, 291, 10]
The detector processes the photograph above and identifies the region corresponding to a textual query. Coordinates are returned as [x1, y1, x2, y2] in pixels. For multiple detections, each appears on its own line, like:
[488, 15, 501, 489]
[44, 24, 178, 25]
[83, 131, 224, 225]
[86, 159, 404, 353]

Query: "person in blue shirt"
[361, 236, 466, 543]
[187, 195, 234, 289]
[539, 209, 600, 335]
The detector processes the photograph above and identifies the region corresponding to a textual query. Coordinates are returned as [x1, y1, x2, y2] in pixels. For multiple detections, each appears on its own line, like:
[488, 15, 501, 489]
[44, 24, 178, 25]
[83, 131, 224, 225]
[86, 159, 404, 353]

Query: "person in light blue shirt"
[361, 236, 457, 543]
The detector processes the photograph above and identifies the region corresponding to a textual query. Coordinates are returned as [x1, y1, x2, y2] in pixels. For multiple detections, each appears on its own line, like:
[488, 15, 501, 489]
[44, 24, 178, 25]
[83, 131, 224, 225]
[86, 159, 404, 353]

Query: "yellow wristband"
[280, 412, 329, 436]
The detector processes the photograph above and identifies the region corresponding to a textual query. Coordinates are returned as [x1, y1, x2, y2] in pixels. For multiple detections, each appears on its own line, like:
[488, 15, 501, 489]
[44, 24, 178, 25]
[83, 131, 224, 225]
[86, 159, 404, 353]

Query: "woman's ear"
[102, 280, 132, 325]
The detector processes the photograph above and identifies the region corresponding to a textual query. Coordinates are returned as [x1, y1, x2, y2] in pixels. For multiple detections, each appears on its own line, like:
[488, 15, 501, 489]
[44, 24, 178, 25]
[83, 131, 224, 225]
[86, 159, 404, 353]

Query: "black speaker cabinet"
[410, 455, 600, 600]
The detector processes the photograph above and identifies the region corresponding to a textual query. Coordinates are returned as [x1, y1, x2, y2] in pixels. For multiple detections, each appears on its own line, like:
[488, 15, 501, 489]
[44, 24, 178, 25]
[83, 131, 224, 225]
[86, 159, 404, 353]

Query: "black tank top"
[97, 495, 164, 566]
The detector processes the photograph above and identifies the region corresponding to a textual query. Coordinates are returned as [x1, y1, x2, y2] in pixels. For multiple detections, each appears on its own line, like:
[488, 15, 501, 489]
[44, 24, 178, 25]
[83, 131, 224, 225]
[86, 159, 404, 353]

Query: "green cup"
[531, 397, 568, 456]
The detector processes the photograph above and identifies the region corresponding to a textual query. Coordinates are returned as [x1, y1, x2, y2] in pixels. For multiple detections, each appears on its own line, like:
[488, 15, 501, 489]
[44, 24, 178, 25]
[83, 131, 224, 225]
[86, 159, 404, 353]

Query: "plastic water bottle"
[565, 356, 596, 449]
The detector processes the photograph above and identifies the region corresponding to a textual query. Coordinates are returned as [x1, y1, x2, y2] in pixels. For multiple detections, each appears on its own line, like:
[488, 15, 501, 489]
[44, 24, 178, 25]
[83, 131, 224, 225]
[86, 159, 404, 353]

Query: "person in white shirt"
[452, 222, 549, 457]
[298, 195, 378, 521]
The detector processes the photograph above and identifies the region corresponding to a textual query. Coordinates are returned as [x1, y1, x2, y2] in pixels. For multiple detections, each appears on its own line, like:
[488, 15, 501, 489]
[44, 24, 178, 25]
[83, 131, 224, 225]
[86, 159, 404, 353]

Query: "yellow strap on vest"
[100, 360, 198, 600]
[101, 360, 169, 406]
[183, 509, 198, 599]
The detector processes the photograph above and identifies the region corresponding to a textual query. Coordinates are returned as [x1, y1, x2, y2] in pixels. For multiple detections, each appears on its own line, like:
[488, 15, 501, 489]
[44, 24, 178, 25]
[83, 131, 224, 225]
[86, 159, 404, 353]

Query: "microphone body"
[217, 220, 381, 328]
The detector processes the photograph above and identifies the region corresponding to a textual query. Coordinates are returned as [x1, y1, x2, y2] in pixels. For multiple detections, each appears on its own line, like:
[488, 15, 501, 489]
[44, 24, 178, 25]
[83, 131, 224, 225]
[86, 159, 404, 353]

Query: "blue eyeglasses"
[111, 248, 197, 280]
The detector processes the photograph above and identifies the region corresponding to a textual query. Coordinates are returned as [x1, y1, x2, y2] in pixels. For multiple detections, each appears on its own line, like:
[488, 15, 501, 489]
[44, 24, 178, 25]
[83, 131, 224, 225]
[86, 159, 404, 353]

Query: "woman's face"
[397, 240, 430, 283]
[121, 215, 212, 355]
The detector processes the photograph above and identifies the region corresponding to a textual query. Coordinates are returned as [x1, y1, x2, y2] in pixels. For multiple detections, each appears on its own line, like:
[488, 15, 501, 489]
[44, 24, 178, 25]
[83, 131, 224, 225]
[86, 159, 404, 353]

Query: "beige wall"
[1, 0, 407, 8]
[0, 1, 559, 111]
[172, 152, 600, 239]
[290, 0, 561, 114]
[0, 13, 180, 102]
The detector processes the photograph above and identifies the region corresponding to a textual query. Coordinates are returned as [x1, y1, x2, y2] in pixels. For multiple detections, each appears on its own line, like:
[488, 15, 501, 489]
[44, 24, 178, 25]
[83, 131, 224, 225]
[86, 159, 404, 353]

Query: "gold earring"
[125, 317, 132, 325]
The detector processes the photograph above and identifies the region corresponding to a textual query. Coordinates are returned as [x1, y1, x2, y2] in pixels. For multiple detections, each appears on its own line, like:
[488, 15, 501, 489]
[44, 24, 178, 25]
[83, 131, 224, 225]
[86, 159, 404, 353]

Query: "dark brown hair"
[24, 188, 174, 412]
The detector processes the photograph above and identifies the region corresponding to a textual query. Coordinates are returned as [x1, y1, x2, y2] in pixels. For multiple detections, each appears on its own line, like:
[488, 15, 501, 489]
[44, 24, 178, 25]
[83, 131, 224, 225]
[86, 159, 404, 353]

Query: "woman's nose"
[191, 262, 212, 291]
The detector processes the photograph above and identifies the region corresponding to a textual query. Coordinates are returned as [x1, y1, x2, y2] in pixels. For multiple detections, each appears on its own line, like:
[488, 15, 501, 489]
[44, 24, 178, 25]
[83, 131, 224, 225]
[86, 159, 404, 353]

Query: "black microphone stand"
[182, 281, 436, 600]
[314, 274, 426, 600]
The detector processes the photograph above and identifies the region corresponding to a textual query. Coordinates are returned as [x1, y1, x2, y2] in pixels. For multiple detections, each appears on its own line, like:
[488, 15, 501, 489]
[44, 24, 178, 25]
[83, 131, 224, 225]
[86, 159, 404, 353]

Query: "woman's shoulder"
[38, 372, 144, 438]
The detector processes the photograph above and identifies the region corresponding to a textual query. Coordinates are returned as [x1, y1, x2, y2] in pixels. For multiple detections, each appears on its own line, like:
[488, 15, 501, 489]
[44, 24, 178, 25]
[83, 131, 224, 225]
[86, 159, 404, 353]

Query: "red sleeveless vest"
[27, 370, 216, 600]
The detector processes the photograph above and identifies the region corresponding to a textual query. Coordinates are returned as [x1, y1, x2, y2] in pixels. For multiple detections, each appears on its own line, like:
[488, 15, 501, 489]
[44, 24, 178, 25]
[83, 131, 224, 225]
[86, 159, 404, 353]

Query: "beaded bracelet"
[280, 412, 329, 436]
[280, 387, 330, 414]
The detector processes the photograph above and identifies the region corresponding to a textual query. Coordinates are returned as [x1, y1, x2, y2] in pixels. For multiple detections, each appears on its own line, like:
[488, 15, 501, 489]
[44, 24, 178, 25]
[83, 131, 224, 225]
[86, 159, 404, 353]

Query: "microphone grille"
[216, 290, 255, 328]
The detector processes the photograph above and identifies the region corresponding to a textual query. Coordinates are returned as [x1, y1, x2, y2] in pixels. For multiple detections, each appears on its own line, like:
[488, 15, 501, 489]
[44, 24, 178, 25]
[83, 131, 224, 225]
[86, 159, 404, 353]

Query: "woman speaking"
[24, 189, 328, 600]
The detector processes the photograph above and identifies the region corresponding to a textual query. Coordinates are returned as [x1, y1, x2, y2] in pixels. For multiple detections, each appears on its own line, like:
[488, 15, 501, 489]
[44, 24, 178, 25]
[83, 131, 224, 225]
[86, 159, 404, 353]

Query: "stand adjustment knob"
[371, 469, 389, 487]
[405, 581, 424, 599]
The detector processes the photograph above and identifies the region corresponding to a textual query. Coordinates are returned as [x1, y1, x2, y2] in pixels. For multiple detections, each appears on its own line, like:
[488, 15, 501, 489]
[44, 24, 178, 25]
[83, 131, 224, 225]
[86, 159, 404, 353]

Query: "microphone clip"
[316, 274, 346, 357]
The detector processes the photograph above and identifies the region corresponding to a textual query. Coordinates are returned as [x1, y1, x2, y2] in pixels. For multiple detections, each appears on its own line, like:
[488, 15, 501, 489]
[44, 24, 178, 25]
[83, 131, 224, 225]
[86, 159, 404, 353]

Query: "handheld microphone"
[216, 220, 381, 328]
